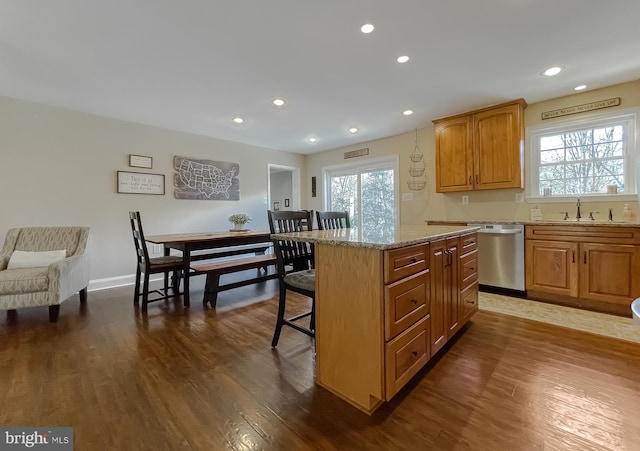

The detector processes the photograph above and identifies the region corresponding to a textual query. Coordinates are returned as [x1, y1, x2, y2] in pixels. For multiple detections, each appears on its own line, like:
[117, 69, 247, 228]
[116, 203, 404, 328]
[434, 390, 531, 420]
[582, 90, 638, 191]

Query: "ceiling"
[1, 1, 639, 155]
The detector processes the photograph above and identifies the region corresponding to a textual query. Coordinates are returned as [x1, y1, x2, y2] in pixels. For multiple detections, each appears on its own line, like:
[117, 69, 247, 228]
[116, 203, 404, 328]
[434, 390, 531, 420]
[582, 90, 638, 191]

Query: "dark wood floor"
[2, 274, 640, 450]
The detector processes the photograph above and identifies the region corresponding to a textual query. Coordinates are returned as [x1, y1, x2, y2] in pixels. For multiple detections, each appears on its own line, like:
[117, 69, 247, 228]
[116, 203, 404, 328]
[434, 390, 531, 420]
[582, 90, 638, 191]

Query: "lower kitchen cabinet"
[314, 229, 479, 414]
[526, 225, 640, 315]
[526, 239, 578, 296]
[430, 232, 477, 356]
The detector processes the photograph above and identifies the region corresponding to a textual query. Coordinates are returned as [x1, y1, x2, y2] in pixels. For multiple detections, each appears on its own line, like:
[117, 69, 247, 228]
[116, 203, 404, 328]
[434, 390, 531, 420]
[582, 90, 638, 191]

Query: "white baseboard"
[88, 274, 164, 292]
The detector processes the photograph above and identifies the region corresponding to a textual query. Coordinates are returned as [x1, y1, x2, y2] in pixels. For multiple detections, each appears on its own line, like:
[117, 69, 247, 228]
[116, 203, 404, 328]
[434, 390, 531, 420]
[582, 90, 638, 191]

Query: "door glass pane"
[361, 168, 395, 242]
[329, 173, 357, 223]
[326, 161, 396, 237]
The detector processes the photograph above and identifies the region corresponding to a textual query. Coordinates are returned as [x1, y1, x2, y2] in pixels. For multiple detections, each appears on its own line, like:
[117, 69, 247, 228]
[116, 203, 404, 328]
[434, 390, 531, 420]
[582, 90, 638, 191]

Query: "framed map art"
[173, 156, 240, 200]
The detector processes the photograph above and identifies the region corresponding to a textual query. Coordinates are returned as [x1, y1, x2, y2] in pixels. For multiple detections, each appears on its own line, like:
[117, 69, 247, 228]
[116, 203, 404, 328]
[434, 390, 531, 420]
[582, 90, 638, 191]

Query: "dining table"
[145, 228, 273, 306]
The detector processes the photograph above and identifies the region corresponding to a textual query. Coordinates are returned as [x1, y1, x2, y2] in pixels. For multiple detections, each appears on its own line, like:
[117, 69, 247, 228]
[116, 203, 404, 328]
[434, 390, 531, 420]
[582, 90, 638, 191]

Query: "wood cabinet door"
[473, 102, 524, 190]
[429, 239, 447, 356]
[579, 243, 640, 305]
[525, 239, 578, 297]
[445, 237, 460, 338]
[434, 115, 473, 193]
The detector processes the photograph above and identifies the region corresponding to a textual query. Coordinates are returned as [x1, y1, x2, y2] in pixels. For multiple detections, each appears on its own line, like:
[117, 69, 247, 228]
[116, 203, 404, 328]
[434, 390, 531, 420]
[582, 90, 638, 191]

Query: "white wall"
[306, 79, 640, 224]
[0, 96, 305, 287]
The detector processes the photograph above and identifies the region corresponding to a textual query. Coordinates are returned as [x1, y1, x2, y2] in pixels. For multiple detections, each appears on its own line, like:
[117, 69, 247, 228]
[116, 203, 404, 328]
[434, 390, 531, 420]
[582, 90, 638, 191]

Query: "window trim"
[322, 155, 400, 229]
[525, 107, 639, 203]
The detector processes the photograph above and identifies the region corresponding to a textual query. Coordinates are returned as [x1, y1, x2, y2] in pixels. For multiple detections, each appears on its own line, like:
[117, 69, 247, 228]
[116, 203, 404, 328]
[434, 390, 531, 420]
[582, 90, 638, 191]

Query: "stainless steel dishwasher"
[467, 223, 525, 293]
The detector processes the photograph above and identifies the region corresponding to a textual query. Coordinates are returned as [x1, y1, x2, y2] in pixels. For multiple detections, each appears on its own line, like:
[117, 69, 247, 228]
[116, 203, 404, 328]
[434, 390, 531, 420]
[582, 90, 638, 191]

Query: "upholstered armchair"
[0, 227, 90, 322]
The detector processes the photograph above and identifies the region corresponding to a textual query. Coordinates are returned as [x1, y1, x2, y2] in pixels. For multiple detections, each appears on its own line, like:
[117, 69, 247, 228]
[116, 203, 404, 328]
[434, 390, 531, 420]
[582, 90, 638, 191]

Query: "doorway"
[268, 164, 301, 213]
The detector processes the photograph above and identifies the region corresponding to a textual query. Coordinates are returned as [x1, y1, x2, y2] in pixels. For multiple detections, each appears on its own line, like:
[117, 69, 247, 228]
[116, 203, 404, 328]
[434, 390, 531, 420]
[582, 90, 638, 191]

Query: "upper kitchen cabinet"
[433, 99, 527, 193]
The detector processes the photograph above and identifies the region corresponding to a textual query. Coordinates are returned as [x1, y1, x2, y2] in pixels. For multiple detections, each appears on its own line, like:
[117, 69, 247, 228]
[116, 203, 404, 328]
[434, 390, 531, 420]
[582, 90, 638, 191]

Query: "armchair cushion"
[0, 268, 49, 294]
[8, 250, 67, 269]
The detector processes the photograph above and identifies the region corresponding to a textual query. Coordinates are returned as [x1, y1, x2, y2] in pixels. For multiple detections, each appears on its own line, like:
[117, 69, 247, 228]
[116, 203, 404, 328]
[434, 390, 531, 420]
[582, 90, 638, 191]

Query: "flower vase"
[233, 223, 245, 231]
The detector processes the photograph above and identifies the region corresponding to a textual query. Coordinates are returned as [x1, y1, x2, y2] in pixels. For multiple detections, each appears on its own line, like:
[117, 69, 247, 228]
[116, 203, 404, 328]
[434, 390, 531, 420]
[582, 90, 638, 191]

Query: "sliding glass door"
[324, 157, 398, 241]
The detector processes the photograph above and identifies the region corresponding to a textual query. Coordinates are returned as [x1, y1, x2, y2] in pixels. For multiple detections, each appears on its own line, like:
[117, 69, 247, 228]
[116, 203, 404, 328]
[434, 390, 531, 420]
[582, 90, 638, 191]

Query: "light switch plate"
[515, 193, 524, 203]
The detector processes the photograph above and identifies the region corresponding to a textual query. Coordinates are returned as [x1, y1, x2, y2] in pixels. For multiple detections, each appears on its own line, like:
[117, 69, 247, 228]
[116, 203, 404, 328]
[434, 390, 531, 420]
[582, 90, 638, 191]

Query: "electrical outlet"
[262, 196, 268, 204]
[402, 192, 413, 201]
[462, 195, 469, 205]
[515, 193, 524, 203]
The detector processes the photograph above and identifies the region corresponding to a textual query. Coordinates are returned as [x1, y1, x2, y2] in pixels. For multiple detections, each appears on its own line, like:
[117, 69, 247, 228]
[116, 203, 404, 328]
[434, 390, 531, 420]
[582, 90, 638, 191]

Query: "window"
[324, 156, 398, 241]
[527, 109, 639, 201]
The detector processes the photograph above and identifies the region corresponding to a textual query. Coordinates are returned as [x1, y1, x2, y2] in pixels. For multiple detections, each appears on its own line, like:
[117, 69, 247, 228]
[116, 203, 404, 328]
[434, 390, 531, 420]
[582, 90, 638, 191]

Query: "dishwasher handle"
[477, 229, 522, 235]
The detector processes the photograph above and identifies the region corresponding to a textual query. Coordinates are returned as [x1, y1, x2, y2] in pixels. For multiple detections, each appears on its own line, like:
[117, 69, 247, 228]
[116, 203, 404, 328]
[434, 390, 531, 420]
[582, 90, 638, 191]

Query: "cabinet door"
[473, 103, 524, 190]
[525, 239, 578, 297]
[429, 239, 447, 355]
[580, 243, 640, 305]
[445, 237, 460, 338]
[434, 115, 473, 193]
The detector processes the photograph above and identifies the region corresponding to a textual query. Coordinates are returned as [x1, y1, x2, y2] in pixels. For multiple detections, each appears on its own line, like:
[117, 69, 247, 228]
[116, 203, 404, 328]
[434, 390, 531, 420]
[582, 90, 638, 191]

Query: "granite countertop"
[271, 225, 479, 250]
[427, 219, 640, 227]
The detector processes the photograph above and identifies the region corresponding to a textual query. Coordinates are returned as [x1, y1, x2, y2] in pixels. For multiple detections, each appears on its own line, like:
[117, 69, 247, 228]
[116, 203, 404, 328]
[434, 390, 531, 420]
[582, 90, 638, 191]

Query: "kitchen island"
[272, 224, 479, 414]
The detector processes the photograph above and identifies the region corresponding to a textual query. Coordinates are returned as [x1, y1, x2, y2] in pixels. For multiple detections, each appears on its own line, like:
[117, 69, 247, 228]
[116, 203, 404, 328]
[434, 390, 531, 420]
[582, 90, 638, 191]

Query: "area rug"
[479, 292, 640, 344]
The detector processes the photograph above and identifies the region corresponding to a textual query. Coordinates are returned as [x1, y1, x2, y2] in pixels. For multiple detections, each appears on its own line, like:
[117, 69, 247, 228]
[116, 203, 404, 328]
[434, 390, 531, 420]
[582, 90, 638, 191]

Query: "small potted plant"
[228, 213, 252, 231]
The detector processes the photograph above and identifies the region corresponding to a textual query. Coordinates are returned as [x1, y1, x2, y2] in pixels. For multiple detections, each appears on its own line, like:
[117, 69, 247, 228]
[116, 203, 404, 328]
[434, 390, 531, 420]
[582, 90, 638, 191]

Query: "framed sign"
[117, 171, 165, 195]
[129, 154, 153, 169]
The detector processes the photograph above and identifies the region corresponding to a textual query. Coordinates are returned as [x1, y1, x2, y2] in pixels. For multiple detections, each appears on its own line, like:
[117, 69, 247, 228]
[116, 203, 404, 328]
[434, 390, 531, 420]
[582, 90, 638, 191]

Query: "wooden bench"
[191, 253, 278, 308]
[188, 244, 271, 262]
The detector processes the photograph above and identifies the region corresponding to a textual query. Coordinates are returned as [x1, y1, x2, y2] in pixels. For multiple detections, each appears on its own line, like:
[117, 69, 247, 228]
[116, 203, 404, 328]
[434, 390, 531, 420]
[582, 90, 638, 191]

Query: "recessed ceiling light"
[541, 66, 564, 77]
[271, 98, 286, 107]
[397, 55, 410, 63]
[348, 127, 359, 134]
[232, 117, 244, 124]
[308, 137, 317, 143]
[361, 23, 374, 34]
[574, 84, 587, 91]
[402, 110, 414, 116]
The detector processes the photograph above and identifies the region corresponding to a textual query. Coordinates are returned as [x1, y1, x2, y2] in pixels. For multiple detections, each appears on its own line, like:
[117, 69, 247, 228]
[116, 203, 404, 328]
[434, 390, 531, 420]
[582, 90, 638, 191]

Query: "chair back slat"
[129, 211, 151, 269]
[316, 211, 350, 230]
[268, 210, 314, 273]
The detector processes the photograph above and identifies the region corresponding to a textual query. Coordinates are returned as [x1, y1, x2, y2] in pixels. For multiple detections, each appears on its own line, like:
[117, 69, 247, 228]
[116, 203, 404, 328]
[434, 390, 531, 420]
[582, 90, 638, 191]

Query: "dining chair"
[316, 211, 350, 230]
[267, 210, 315, 348]
[129, 211, 184, 310]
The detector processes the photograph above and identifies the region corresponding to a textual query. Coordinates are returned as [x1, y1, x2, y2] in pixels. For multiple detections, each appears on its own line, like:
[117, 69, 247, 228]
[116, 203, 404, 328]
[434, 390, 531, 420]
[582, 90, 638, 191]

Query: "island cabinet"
[311, 227, 479, 415]
[433, 99, 526, 193]
[525, 225, 640, 316]
[430, 232, 478, 355]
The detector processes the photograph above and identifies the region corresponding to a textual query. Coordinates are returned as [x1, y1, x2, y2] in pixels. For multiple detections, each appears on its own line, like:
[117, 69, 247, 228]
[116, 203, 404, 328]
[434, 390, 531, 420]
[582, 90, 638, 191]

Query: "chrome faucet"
[576, 197, 581, 220]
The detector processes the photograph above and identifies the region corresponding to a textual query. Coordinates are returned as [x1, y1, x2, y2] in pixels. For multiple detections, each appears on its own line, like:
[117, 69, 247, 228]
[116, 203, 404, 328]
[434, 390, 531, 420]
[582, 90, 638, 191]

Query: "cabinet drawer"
[460, 249, 478, 290]
[385, 269, 430, 341]
[385, 315, 430, 401]
[461, 282, 479, 323]
[526, 225, 640, 245]
[384, 243, 428, 284]
[460, 233, 478, 254]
